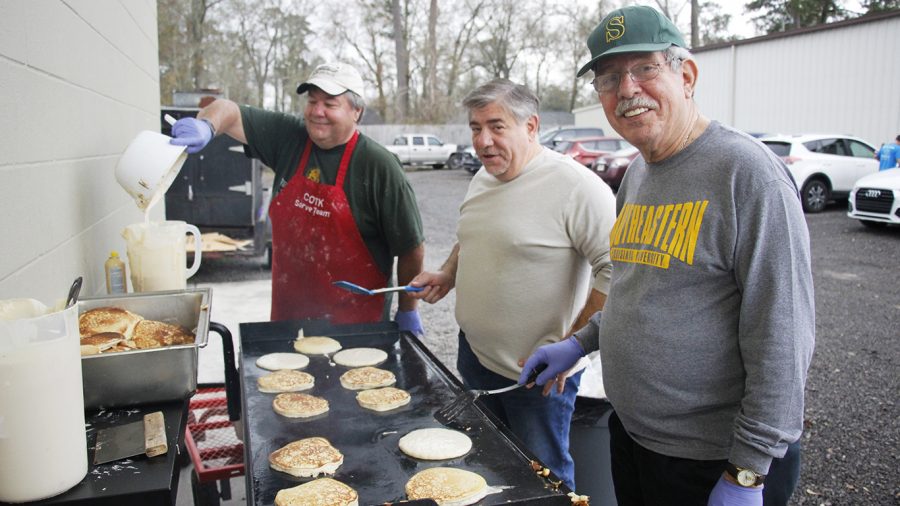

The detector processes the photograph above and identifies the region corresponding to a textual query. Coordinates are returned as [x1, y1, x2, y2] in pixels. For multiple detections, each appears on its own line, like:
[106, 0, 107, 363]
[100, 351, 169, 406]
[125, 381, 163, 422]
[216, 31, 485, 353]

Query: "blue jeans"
[457, 331, 582, 490]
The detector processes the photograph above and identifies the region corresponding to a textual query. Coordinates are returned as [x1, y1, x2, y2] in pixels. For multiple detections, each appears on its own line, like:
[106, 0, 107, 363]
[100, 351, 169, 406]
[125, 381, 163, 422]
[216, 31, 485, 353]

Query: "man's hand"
[518, 336, 585, 395]
[407, 271, 454, 304]
[395, 309, 424, 337]
[707, 475, 762, 506]
[170, 117, 213, 153]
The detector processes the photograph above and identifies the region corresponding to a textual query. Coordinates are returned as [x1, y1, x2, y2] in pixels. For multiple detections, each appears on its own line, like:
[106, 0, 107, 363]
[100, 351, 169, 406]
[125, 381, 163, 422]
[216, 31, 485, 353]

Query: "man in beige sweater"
[410, 78, 616, 490]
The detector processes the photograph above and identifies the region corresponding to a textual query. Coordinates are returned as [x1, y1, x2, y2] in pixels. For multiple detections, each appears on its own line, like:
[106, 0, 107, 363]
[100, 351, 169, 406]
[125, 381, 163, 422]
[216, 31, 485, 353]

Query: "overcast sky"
[718, 0, 866, 39]
[720, 0, 757, 38]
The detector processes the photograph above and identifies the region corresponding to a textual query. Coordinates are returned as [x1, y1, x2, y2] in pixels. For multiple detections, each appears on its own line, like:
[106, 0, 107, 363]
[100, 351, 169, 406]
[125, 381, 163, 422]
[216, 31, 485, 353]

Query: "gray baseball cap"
[297, 62, 366, 97]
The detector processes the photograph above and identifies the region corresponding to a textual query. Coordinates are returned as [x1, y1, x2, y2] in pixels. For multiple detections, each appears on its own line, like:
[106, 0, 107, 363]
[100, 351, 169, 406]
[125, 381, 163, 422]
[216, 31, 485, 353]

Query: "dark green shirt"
[240, 105, 424, 276]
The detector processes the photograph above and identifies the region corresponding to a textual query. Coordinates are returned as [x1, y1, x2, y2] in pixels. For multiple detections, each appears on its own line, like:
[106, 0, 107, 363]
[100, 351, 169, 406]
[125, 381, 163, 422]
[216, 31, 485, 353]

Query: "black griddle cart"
[239, 320, 574, 505]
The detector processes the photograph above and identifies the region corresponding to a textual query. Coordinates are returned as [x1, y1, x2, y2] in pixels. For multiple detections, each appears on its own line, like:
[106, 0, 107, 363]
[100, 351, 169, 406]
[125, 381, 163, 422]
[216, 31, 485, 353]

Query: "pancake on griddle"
[294, 335, 342, 355]
[399, 428, 473, 460]
[132, 319, 195, 349]
[80, 332, 126, 355]
[406, 467, 488, 506]
[339, 366, 396, 390]
[256, 352, 310, 371]
[272, 392, 329, 418]
[355, 386, 411, 411]
[79, 307, 143, 338]
[274, 477, 358, 506]
[269, 437, 344, 477]
[332, 347, 388, 367]
[257, 369, 315, 393]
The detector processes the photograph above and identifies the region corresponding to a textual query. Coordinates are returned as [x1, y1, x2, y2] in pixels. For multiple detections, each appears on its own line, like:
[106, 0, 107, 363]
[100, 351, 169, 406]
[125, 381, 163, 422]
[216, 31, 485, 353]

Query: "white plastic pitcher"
[0, 302, 87, 502]
[123, 220, 202, 292]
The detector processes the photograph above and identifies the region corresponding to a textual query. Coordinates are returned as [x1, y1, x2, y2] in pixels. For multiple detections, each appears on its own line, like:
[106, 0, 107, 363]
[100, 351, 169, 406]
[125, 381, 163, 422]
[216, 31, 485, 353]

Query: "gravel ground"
[190, 168, 899, 505]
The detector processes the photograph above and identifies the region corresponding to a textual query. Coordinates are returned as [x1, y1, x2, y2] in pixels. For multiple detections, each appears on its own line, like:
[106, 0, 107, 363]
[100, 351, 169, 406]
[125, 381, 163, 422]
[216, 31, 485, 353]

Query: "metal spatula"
[333, 280, 424, 295]
[93, 411, 167, 465]
[434, 364, 547, 425]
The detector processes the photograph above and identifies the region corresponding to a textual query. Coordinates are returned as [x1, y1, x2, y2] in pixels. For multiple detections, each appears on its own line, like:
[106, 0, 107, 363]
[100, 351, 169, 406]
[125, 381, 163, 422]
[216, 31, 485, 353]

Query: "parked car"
[760, 134, 879, 213]
[847, 168, 900, 227]
[539, 126, 605, 149]
[384, 133, 459, 169]
[592, 145, 640, 191]
[554, 136, 631, 167]
[447, 146, 482, 173]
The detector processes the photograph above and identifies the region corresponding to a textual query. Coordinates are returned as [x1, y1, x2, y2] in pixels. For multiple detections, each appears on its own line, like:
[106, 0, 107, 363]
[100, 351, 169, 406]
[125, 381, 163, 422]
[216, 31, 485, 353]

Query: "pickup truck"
[384, 133, 461, 169]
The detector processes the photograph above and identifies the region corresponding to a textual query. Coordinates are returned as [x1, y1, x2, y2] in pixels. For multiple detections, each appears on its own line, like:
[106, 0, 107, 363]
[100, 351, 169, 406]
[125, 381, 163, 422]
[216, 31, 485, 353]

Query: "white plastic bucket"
[115, 130, 188, 211]
[0, 303, 87, 502]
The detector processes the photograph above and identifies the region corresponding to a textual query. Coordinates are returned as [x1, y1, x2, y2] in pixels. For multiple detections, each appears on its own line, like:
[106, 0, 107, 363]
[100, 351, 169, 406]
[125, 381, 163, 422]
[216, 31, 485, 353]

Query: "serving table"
[1, 400, 189, 506]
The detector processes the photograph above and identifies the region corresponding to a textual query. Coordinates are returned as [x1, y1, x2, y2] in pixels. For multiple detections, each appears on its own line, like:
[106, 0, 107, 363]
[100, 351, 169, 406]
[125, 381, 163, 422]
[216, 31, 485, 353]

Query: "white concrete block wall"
[0, 0, 162, 302]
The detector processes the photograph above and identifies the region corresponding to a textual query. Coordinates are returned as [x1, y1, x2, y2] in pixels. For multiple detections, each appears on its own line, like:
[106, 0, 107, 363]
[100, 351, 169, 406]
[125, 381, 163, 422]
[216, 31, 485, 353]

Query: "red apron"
[268, 131, 387, 323]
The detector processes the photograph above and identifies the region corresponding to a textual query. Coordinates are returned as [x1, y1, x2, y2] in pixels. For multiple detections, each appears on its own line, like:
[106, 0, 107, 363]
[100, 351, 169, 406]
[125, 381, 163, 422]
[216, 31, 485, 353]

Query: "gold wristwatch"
[725, 462, 766, 487]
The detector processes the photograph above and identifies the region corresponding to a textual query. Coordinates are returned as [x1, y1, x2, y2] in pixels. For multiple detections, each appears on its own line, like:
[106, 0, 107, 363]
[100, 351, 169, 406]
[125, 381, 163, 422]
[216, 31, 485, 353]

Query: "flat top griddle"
[239, 320, 572, 505]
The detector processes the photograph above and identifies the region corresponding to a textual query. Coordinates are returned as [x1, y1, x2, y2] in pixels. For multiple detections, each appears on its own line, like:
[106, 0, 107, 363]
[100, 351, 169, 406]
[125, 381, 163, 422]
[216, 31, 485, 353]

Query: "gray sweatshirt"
[574, 122, 815, 475]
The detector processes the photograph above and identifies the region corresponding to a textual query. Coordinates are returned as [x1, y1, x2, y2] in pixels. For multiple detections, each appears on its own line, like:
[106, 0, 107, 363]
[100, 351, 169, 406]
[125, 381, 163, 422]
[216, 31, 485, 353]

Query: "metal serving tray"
[78, 288, 211, 410]
[239, 320, 572, 506]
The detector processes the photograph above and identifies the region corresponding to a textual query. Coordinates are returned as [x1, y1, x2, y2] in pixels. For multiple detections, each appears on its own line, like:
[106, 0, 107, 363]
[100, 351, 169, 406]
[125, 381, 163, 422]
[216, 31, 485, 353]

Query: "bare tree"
[654, 0, 688, 21]
[473, 0, 541, 79]
[187, 0, 223, 88]
[691, 0, 699, 46]
[158, 0, 190, 103]
[443, 0, 486, 99]
[422, 0, 439, 105]
[158, 0, 223, 103]
[554, 1, 608, 111]
[227, 0, 294, 107]
[698, 2, 739, 45]
[326, 0, 394, 120]
[745, 0, 850, 33]
[272, 13, 313, 112]
[391, 0, 411, 121]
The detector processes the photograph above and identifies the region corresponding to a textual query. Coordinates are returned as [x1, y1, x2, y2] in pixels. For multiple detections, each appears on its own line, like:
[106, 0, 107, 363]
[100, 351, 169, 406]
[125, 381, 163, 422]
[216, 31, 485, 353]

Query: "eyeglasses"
[591, 58, 680, 93]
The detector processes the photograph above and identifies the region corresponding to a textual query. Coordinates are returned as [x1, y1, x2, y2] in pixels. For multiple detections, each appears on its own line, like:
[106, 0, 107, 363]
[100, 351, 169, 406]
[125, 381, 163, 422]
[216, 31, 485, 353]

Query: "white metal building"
[575, 10, 900, 147]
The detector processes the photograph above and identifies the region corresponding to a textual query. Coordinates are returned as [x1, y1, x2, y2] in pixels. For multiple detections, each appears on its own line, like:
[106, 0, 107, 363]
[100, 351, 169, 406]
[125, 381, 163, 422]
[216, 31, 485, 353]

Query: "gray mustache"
[616, 97, 659, 117]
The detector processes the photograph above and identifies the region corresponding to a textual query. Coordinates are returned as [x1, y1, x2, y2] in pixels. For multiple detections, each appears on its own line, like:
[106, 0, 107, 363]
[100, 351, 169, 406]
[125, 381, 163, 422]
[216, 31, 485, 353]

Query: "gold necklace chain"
[679, 108, 700, 152]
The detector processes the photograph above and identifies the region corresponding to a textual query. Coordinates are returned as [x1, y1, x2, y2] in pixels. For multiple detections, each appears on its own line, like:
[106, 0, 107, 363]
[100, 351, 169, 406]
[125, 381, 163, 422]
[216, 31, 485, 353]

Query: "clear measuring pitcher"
[123, 220, 202, 292]
[0, 301, 87, 502]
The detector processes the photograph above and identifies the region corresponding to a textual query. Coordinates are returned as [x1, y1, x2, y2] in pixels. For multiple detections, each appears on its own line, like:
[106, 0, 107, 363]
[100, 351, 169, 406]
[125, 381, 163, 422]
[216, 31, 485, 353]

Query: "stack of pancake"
[78, 306, 194, 355]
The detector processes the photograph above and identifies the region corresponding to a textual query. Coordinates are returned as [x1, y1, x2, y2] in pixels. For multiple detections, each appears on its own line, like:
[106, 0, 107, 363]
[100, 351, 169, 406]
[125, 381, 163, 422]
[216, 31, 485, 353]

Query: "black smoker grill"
[239, 320, 575, 505]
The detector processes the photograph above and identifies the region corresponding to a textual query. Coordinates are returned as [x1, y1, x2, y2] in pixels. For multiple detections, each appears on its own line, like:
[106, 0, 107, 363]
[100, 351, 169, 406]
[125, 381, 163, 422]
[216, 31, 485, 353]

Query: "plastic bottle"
[104, 251, 127, 294]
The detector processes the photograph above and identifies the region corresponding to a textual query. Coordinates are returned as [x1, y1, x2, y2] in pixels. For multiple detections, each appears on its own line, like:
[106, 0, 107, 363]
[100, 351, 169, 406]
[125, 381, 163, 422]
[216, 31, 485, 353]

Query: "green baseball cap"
[577, 5, 686, 77]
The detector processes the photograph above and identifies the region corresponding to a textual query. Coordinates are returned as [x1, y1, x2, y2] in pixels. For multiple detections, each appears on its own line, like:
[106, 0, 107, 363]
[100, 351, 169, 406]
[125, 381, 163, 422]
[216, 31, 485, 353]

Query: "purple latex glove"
[170, 117, 213, 154]
[707, 476, 763, 506]
[395, 309, 424, 337]
[518, 336, 584, 386]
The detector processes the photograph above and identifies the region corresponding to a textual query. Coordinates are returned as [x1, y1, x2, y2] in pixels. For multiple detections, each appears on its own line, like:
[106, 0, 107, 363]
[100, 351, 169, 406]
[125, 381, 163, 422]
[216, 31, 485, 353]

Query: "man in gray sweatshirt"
[520, 6, 814, 506]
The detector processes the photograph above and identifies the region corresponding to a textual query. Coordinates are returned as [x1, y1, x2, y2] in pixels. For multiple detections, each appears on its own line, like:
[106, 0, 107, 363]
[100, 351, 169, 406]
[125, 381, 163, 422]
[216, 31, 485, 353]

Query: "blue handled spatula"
[333, 280, 424, 295]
